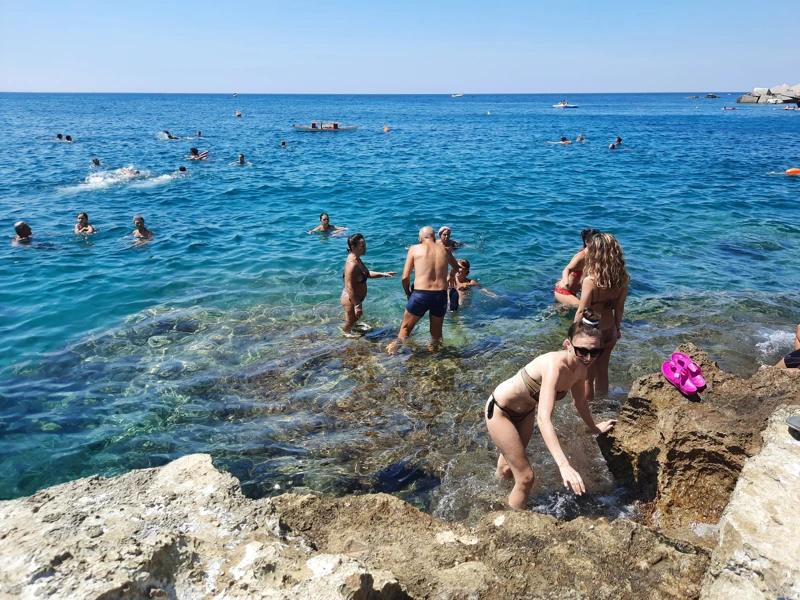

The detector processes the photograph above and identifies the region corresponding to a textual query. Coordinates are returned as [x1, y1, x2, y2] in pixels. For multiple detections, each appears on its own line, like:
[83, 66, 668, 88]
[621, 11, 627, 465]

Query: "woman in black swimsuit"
[777, 324, 800, 369]
[340, 233, 396, 336]
[485, 308, 617, 509]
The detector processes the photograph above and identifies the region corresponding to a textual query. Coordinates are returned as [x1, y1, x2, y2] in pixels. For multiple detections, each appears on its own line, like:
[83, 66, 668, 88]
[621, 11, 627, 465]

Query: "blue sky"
[0, 1, 795, 93]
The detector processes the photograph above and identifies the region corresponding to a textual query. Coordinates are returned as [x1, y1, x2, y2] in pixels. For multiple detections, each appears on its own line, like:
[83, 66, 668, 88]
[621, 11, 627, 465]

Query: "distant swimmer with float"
[554, 228, 601, 307]
[484, 308, 616, 509]
[340, 233, 397, 337]
[187, 147, 209, 160]
[307, 213, 346, 235]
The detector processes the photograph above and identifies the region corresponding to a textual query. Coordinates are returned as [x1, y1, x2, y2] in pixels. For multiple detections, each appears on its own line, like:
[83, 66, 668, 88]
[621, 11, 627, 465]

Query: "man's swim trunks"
[406, 289, 448, 318]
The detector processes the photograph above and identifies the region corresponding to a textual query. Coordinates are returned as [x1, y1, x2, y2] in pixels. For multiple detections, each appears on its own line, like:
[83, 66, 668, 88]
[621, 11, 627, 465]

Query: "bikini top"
[519, 368, 569, 403]
[343, 259, 369, 284]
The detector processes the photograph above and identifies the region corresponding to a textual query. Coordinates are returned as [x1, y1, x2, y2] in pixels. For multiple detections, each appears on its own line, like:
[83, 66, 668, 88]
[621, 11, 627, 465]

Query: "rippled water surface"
[1, 93, 799, 520]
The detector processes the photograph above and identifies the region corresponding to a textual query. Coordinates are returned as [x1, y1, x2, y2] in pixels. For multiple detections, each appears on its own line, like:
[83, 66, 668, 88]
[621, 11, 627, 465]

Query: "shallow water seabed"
[1, 290, 797, 525]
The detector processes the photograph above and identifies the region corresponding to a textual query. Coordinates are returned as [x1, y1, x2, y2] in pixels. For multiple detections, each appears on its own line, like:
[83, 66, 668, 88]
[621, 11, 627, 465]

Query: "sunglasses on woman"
[571, 344, 605, 358]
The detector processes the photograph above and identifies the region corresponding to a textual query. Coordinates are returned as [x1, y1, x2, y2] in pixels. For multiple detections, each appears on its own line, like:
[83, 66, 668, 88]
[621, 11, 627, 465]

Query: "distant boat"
[452, 94, 463, 98]
[233, 93, 238, 97]
[292, 121, 359, 132]
[705, 94, 720, 99]
[686, 95, 699, 98]
[553, 100, 579, 108]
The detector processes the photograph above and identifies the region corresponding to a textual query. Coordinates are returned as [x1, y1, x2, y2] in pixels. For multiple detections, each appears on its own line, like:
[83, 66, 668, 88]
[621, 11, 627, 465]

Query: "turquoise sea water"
[1, 93, 799, 520]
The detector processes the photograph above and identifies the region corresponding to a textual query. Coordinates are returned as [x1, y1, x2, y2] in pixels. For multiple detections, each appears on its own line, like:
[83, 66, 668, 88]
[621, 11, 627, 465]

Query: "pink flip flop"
[662, 361, 697, 395]
[671, 353, 706, 389]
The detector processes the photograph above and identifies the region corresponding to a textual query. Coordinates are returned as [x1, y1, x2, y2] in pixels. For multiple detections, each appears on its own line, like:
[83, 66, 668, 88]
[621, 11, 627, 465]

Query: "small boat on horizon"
[553, 100, 578, 109]
[233, 93, 238, 97]
[292, 121, 359, 132]
[452, 94, 463, 98]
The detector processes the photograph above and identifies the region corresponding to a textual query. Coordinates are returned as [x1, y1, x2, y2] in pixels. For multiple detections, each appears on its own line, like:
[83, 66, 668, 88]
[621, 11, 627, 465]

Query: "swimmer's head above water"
[65, 135, 72, 142]
[14, 221, 32, 239]
[281, 140, 286, 148]
[238, 154, 245, 164]
[92, 157, 100, 166]
[189, 147, 199, 156]
[56, 134, 63, 140]
[608, 143, 616, 150]
[179, 166, 186, 172]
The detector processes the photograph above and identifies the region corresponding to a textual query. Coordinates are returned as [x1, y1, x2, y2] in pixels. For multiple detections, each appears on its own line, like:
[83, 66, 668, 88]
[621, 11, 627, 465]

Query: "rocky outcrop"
[701, 405, 800, 600]
[598, 344, 800, 547]
[0, 453, 710, 600]
[737, 83, 800, 104]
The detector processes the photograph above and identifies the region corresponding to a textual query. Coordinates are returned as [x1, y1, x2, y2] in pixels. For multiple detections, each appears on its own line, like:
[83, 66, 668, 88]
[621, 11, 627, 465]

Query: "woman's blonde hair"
[583, 233, 630, 289]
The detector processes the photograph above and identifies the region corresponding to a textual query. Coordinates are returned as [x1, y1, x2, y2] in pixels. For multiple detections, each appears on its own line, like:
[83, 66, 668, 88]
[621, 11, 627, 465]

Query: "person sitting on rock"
[776, 325, 800, 370]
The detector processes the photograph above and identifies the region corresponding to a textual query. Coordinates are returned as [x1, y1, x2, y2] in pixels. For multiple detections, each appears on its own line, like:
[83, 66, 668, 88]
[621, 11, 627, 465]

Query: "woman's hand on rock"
[595, 419, 617, 434]
[559, 464, 585, 495]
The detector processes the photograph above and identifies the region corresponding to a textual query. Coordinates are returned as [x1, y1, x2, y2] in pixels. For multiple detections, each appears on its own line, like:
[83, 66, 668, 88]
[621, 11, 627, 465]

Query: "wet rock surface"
[0, 453, 709, 600]
[700, 405, 800, 600]
[597, 343, 800, 547]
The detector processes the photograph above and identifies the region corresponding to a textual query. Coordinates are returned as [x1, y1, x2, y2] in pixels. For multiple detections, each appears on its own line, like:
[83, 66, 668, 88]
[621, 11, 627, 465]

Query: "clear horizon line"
[0, 90, 748, 96]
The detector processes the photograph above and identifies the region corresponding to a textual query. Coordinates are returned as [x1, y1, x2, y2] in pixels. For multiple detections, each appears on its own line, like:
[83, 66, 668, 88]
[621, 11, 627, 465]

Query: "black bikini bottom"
[486, 394, 536, 423]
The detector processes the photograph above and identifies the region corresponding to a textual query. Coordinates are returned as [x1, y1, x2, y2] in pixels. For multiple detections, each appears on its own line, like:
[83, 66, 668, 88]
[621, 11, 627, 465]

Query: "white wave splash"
[754, 328, 795, 364]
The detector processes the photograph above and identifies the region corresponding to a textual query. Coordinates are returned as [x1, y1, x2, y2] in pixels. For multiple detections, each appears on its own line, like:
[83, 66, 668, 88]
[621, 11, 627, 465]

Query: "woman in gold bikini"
[574, 233, 630, 401]
[484, 308, 617, 509]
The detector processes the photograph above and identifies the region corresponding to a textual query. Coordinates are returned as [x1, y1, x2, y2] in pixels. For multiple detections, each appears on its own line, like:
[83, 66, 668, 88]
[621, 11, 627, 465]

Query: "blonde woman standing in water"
[574, 233, 629, 401]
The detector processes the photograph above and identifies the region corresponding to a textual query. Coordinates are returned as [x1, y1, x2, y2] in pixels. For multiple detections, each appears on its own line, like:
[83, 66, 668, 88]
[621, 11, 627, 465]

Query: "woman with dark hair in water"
[74, 212, 96, 235]
[307, 213, 345, 234]
[554, 228, 601, 307]
[340, 233, 396, 336]
[574, 233, 629, 401]
[485, 308, 617, 509]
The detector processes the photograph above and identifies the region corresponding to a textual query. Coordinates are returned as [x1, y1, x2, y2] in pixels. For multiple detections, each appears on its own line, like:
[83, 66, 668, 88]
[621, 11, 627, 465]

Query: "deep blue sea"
[1, 93, 799, 521]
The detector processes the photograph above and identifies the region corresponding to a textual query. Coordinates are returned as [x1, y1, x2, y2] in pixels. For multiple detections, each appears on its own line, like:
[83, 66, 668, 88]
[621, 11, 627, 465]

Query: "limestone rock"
[737, 83, 800, 104]
[0, 453, 709, 600]
[598, 343, 800, 546]
[700, 405, 800, 600]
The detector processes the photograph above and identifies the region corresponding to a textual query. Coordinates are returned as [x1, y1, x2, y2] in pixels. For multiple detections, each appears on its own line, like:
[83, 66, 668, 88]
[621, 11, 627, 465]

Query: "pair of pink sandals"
[662, 353, 706, 395]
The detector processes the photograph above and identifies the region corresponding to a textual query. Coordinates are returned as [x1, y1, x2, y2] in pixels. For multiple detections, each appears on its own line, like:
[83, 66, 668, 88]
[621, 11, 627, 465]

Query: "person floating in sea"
[12, 221, 33, 246]
[614, 137, 622, 146]
[608, 143, 616, 150]
[196, 131, 202, 137]
[484, 308, 616, 509]
[307, 213, 346, 235]
[559, 137, 572, 145]
[454, 259, 497, 297]
[119, 168, 140, 178]
[132, 214, 153, 240]
[232, 154, 251, 166]
[340, 233, 397, 337]
[235, 110, 242, 118]
[386, 226, 460, 354]
[554, 228, 601, 307]
[55, 134, 63, 141]
[187, 148, 209, 160]
[178, 166, 187, 173]
[74, 212, 96, 235]
[65, 135, 73, 143]
[163, 131, 179, 140]
[574, 233, 629, 401]
[576, 134, 585, 142]
[91, 157, 101, 167]
[281, 140, 286, 148]
[777, 325, 800, 370]
[436, 226, 461, 250]
[383, 126, 390, 133]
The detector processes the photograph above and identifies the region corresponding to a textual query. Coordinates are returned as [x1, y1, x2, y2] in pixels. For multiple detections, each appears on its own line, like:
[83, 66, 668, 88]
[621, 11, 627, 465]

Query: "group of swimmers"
[555, 135, 623, 149]
[308, 210, 631, 507]
[12, 214, 153, 245]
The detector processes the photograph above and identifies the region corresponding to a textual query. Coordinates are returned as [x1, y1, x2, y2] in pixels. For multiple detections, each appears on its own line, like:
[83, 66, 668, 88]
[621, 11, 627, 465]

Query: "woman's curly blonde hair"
[583, 233, 630, 289]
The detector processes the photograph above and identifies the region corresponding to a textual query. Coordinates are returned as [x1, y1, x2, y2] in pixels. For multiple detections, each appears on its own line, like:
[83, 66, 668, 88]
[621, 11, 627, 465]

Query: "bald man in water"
[387, 226, 460, 353]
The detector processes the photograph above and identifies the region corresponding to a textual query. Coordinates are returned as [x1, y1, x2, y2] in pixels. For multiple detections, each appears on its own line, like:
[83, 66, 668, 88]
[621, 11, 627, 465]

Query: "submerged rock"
[700, 405, 800, 600]
[0, 453, 709, 600]
[598, 343, 800, 547]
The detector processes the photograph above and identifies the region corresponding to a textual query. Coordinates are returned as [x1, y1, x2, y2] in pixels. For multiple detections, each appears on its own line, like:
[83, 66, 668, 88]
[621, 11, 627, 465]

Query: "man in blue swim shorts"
[387, 226, 461, 354]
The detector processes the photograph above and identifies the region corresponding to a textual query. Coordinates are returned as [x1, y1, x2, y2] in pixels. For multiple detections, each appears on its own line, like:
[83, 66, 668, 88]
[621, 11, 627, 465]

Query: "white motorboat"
[553, 100, 578, 108]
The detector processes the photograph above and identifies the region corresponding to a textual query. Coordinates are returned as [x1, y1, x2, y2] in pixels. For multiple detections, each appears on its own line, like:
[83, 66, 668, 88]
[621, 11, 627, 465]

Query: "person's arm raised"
[536, 361, 586, 495]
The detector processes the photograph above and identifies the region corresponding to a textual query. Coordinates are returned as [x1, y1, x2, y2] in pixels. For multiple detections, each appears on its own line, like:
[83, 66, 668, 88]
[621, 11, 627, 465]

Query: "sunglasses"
[571, 345, 605, 359]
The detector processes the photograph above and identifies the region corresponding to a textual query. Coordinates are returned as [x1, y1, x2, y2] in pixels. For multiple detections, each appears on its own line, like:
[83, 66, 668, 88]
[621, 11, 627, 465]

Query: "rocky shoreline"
[1, 348, 798, 599]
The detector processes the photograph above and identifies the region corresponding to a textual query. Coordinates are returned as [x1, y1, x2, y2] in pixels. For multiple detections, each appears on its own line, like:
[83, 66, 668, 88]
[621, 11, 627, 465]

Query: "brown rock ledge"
[0, 453, 709, 600]
[597, 343, 800, 547]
